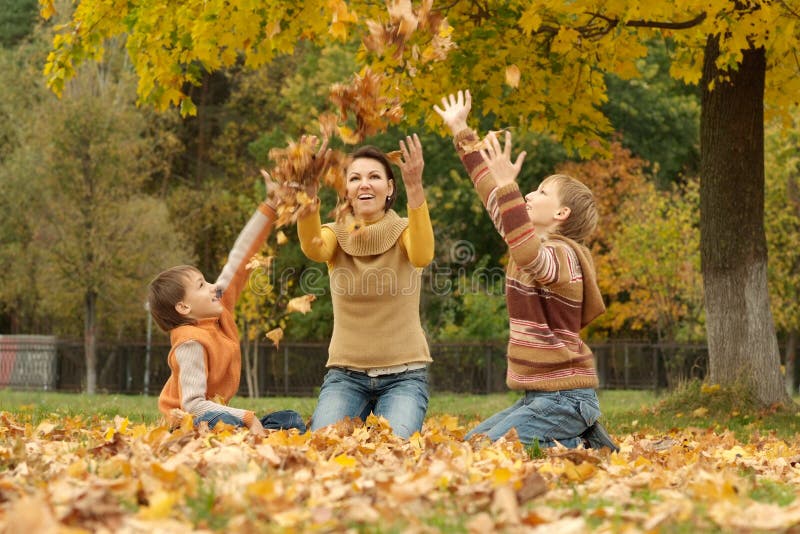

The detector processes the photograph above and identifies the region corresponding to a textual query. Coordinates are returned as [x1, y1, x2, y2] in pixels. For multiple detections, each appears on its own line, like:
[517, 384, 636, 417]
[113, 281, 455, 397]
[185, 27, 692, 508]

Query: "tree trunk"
[242, 319, 254, 397]
[700, 36, 790, 406]
[84, 290, 97, 394]
[786, 330, 797, 394]
[252, 336, 260, 397]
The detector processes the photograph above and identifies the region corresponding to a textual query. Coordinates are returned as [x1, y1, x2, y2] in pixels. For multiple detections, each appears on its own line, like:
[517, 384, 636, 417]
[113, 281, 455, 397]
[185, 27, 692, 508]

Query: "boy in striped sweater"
[148, 176, 305, 436]
[435, 90, 617, 451]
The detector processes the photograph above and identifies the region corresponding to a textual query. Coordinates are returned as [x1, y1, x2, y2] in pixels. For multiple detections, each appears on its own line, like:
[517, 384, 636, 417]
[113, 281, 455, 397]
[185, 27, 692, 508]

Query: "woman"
[297, 134, 434, 438]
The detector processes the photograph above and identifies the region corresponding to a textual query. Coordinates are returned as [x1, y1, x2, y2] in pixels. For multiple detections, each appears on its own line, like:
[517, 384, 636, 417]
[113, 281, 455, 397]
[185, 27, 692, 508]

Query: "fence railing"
[0, 337, 708, 395]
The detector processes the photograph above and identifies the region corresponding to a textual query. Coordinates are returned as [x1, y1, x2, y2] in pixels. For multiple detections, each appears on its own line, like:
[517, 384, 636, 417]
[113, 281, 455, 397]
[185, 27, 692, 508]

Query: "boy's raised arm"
[434, 90, 505, 237]
[216, 173, 277, 308]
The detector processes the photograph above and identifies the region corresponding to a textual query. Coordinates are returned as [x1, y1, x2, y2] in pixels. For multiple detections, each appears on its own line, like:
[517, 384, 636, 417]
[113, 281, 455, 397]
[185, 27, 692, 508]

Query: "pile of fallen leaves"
[2, 412, 800, 533]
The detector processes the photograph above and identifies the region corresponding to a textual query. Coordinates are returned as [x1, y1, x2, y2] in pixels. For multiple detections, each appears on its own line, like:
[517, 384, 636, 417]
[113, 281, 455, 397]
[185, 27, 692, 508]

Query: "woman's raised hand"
[398, 134, 425, 209]
[479, 131, 526, 187]
[433, 90, 472, 135]
[301, 134, 331, 198]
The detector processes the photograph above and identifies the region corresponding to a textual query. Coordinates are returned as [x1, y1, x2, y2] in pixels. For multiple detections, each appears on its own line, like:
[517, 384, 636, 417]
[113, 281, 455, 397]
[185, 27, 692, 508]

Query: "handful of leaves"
[265, 132, 346, 227]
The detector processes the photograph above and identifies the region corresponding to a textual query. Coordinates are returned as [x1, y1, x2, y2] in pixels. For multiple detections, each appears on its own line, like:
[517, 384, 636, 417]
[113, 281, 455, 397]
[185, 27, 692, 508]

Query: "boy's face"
[176, 271, 223, 321]
[524, 179, 568, 230]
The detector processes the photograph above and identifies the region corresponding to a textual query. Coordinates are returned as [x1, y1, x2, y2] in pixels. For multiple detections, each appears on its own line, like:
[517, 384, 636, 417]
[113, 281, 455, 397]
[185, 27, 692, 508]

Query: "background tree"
[0, 38, 49, 334]
[596, 179, 703, 343]
[764, 116, 800, 393]
[0, 0, 38, 48]
[556, 142, 704, 342]
[0, 26, 194, 391]
[602, 42, 700, 187]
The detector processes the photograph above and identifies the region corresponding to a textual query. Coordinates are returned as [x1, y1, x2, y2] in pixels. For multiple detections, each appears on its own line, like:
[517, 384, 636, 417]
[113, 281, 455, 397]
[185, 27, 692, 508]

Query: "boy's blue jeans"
[195, 409, 306, 433]
[465, 388, 600, 448]
[310, 367, 429, 439]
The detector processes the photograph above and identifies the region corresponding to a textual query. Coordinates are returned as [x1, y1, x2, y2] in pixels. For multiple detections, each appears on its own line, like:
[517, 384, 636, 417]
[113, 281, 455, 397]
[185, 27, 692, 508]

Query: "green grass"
[1, 383, 797, 442]
[0, 388, 656, 426]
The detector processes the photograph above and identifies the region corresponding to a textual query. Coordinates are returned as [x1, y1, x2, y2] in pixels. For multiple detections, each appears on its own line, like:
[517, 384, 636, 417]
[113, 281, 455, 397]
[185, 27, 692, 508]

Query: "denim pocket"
[578, 400, 601, 427]
[403, 368, 429, 383]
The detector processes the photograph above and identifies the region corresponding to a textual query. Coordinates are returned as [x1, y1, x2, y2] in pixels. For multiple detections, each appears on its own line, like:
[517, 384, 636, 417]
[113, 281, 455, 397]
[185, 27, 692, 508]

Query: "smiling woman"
[296, 135, 435, 438]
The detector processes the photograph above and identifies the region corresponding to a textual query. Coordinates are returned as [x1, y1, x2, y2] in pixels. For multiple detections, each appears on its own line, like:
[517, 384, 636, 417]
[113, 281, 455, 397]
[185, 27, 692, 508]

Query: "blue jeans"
[195, 409, 306, 433]
[465, 388, 600, 448]
[310, 367, 429, 439]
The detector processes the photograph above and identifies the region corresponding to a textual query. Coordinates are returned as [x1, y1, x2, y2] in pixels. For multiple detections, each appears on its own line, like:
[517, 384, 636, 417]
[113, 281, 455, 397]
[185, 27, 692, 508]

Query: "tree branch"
[624, 12, 708, 30]
[776, 0, 800, 20]
[584, 11, 707, 32]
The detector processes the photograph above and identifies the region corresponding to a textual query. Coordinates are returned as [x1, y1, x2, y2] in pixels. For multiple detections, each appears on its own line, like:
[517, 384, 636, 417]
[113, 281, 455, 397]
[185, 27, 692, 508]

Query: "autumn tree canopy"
[39, 1, 798, 145]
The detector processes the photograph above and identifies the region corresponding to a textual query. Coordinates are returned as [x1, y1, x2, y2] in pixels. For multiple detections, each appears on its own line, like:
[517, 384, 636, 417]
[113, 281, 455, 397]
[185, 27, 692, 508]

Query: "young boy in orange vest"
[148, 177, 304, 436]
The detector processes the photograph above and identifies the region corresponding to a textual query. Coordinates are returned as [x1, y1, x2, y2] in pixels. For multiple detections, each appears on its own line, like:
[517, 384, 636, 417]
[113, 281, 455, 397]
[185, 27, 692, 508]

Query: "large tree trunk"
[85, 290, 97, 394]
[700, 37, 790, 406]
[786, 330, 797, 395]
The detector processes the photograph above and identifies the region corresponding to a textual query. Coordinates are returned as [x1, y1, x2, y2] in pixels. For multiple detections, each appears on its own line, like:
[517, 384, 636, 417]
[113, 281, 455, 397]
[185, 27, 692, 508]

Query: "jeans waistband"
[342, 362, 428, 377]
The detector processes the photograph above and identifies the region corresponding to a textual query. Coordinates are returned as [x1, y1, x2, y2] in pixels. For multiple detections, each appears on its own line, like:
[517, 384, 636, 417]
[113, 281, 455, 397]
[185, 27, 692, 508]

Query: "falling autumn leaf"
[329, 68, 403, 144]
[505, 64, 521, 88]
[286, 294, 316, 314]
[265, 327, 283, 348]
[385, 150, 403, 166]
[246, 253, 274, 271]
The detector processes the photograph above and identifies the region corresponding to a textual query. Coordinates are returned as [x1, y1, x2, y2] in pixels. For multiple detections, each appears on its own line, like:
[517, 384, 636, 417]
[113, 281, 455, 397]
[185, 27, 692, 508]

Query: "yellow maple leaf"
[490, 467, 512, 487]
[333, 454, 357, 468]
[247, 479, 276, 499]
[138, 491, 179, 520]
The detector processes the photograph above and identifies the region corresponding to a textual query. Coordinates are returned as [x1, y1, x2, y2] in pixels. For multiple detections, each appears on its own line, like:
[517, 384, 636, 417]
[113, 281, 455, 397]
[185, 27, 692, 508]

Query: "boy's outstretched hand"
[433, 90, 471, 135]
[261, 169, 280, 209]
[479, 131, 526, 187]
[249, 417, 266, 438]
[397, 134, 425, 209]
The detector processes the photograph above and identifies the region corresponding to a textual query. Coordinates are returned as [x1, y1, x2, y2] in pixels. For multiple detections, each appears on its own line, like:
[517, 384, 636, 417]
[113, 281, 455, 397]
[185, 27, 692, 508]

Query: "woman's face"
[346, 157, 395, 221]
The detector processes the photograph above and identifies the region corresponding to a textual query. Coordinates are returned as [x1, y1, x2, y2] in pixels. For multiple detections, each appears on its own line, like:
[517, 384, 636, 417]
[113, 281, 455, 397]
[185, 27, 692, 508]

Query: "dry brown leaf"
[286, 294, 316, 314]
[329, 68, 403, 145]
[517, 470, 548, 503]
[490, 484, 520, 526]
[4, 410, 800, 532]
[265, 327, 284, 348]
[385, 150, 403, 166]
[246, 253, 274, 271]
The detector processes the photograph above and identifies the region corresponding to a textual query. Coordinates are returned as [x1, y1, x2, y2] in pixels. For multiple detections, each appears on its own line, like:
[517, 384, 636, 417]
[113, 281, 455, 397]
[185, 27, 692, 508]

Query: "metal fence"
[1, 337, 708, 395]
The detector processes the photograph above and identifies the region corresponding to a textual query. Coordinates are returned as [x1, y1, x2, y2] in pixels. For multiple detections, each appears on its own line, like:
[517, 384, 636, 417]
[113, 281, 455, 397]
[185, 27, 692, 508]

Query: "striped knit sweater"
[454, 128, 605, 391]
[158, 202, 275, 426]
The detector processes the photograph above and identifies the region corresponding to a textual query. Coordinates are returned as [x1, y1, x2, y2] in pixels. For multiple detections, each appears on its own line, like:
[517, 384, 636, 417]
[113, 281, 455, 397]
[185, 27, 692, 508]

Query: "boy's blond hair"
[542, 174, 598, 244]
[147, 265, 200, 332]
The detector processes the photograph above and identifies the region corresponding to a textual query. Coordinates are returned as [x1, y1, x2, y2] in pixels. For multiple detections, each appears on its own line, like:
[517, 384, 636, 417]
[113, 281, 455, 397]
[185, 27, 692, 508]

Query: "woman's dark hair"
[349, 145, 396, 211]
